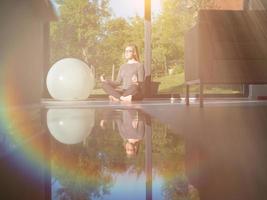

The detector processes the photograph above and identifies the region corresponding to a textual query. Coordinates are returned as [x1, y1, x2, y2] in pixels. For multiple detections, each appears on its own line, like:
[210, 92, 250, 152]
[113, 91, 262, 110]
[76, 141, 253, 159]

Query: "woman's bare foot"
[109, 95, 120, 102]
[120, 95, 132, 102]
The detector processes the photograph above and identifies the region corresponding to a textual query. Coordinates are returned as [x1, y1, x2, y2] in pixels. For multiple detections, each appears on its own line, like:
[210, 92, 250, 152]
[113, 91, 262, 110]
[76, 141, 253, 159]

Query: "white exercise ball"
[47, 108, 95, 145]
[47, 58, 95, 100]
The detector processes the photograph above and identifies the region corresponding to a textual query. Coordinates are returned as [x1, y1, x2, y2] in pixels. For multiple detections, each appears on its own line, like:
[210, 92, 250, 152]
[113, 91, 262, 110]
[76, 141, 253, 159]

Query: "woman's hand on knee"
[100, 74, 106, 82]
[132, 74, 137, 83]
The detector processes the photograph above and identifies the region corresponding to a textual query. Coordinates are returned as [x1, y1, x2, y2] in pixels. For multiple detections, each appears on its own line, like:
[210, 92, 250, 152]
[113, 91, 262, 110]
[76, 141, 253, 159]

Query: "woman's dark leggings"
[102, 81, 143, 100]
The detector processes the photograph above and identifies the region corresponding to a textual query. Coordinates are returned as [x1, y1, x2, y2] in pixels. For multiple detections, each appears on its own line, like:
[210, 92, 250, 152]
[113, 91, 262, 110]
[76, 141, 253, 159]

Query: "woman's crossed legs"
[102, 81, 142, 102]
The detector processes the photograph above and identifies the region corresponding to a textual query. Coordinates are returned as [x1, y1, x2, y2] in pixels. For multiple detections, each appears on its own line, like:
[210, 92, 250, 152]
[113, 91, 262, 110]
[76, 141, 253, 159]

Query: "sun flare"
[110, 0, 162, 18]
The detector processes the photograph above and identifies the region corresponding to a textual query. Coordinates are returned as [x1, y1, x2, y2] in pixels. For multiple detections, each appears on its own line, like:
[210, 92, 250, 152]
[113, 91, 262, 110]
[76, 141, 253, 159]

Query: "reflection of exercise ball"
[47, 109, 95, 144]
[46, 58, 95, 100]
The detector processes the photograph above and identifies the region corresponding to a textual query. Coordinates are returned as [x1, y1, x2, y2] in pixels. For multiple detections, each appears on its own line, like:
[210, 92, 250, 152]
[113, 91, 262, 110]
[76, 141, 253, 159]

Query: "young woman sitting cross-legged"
[100, 44, 144, 102]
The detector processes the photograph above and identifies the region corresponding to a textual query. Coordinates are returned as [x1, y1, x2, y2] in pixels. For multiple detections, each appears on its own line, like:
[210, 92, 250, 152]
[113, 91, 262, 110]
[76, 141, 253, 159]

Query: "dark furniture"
[185, 10, 267, 107]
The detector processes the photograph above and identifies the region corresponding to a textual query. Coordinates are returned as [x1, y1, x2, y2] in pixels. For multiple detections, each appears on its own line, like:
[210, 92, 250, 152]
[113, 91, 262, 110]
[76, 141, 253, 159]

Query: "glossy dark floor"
[1, 100, 267, 200]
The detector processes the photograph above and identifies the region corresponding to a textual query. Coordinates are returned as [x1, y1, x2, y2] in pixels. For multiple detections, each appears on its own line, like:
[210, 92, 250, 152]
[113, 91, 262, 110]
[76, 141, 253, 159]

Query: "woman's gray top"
[116, 110, 145, 140]
[116, 62, 144, 89]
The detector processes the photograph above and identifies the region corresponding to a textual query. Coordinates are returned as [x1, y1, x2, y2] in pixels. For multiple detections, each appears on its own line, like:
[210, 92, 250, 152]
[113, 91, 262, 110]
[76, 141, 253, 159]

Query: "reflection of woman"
[100, 109, 146, 157]
[115, 110, 145, 157]
[100, 44, 144, 102]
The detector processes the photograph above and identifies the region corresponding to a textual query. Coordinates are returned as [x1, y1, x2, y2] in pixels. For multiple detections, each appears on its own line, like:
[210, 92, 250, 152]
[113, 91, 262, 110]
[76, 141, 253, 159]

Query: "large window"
[49, 0, 248, 98]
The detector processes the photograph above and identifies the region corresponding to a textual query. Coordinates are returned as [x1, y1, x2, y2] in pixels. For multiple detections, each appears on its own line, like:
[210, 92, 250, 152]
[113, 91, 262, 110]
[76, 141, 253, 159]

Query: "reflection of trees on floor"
[50, 108, 199, 200]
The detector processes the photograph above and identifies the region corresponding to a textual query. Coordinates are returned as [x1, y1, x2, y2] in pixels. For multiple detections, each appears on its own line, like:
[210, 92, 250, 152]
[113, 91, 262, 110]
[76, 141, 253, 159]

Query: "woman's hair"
[125, 44, 140, 61]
